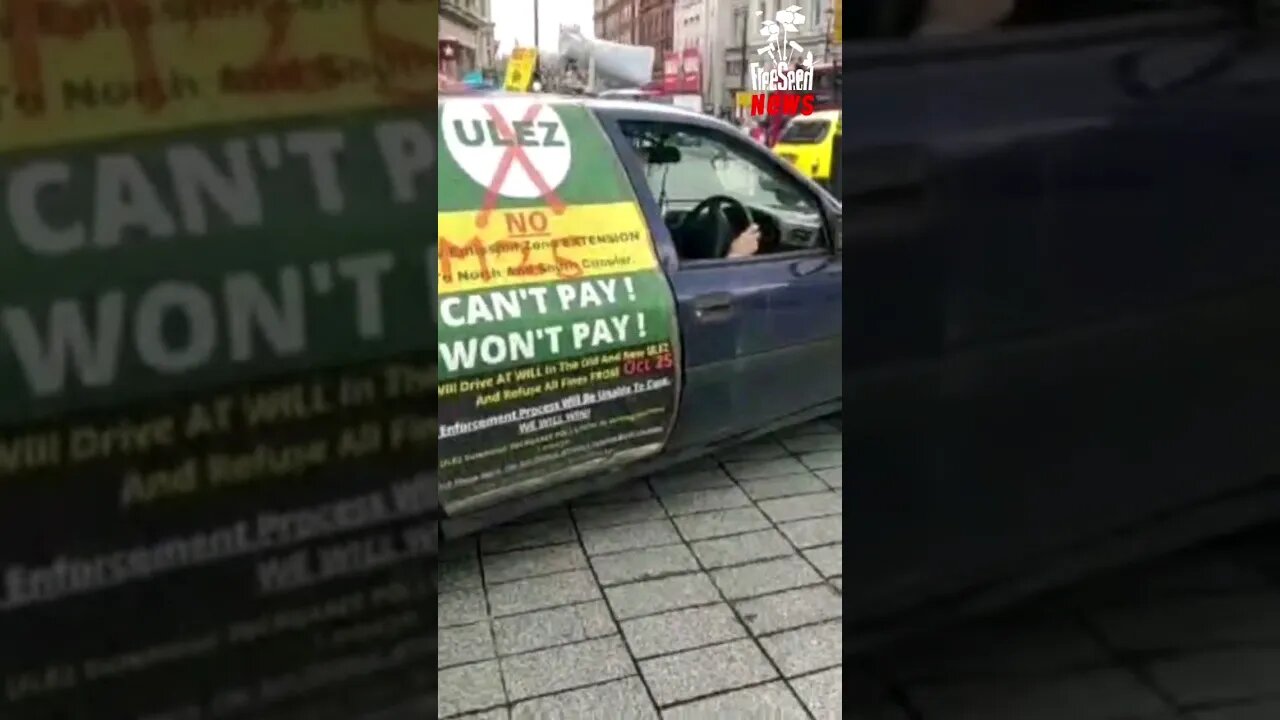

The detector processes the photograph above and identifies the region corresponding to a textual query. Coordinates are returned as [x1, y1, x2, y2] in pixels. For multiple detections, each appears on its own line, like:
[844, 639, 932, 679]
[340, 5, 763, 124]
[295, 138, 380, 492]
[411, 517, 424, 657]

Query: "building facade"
[440, 0, 495, 77]
[674, 0, 723, 109]
[674, 0, 705, 53]
[595, 0, 639, 44]
[637, 0, 676, 76]
[721, 0, 841, 110]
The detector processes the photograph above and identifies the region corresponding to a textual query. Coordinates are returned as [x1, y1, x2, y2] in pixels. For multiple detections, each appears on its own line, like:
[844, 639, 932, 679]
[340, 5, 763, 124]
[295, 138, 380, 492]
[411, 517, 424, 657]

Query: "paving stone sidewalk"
[851, 522, 1280, 720]
[437, 417, 844, 719]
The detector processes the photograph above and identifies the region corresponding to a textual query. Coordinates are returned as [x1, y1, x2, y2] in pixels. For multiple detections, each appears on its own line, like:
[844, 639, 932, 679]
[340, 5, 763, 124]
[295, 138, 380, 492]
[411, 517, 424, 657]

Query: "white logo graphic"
[749, 5, 816, 93]
[441, 99, 573, 200]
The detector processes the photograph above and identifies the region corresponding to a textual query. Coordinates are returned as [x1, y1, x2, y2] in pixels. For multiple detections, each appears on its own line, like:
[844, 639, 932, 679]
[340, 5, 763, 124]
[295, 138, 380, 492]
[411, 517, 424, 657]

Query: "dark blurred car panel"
[845, 0, 1280, 642]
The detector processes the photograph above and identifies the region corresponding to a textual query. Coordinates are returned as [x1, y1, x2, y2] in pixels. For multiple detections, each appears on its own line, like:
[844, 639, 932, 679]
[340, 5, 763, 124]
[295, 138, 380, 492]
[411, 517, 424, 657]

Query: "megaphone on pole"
[559, 25, 656, 88]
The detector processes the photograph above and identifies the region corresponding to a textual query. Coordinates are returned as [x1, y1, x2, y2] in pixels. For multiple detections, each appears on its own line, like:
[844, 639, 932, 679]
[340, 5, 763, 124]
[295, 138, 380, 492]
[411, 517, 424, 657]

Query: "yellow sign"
[438, 202, 657, 295]
[735, 91, 754, 109]
[504, 47, 538, 92]
[0, 0, 436, 153]
[834, 0, 843, 43]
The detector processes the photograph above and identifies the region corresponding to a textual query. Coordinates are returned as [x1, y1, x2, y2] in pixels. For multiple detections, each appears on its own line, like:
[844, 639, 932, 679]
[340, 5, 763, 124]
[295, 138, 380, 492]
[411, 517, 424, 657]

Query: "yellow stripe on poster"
[438, 202, 659, 295]
[0, 0, 435, 153]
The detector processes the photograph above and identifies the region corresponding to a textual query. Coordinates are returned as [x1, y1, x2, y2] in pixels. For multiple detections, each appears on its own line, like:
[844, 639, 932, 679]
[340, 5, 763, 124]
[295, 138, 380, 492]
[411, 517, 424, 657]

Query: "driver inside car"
[728, 223, 761, 257]
[624, 123, 815, 261]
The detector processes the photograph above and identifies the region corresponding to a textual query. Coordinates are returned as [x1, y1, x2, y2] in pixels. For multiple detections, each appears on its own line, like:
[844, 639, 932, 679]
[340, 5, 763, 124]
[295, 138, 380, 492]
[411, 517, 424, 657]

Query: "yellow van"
[772, 110, 841, 192]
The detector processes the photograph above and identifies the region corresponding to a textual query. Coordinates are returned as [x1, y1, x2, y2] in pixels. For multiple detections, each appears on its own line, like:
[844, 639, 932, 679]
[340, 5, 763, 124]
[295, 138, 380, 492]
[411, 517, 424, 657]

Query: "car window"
[619, 120, 827, 261]
[778, 118, 833, 144]
[627, 125, 819, 218]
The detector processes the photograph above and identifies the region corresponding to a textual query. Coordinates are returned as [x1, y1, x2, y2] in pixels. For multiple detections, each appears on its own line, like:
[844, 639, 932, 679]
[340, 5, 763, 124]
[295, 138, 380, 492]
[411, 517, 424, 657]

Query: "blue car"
[435, 95, 843, 538]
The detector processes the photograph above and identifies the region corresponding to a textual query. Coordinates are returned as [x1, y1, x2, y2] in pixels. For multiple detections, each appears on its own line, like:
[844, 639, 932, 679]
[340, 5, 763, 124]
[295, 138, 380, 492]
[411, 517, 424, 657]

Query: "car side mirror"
[645, 145, 682, 164]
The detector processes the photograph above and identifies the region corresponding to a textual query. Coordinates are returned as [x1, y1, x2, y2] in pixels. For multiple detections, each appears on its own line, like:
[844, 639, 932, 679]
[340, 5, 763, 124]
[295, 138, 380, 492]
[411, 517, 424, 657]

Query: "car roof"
[438, 91, 707, 123]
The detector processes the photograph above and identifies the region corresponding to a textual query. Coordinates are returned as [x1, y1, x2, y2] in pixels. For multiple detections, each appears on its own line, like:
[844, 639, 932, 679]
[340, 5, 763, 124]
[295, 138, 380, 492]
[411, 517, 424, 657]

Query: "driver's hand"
[727, 224, 760, 258]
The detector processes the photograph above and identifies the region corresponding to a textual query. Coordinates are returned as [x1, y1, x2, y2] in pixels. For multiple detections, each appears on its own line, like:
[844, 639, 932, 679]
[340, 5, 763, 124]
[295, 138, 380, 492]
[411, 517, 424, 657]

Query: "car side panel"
[665, 261, 842, 451]
[847, 14, 1280, 626]
[595, 108, 843, 454]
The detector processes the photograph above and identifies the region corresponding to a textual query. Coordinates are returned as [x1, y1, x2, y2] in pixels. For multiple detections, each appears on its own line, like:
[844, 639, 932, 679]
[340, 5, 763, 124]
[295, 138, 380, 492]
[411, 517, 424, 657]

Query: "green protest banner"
[1, 53, 438, 720]
[0, 109, 438, 428]
[437, 96, 681, 511]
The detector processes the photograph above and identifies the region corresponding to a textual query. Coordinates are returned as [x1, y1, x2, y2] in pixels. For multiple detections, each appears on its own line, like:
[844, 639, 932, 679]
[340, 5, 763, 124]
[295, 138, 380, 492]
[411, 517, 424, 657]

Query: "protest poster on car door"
[0, 4, 437, 717]
[437, 96, 681, 512]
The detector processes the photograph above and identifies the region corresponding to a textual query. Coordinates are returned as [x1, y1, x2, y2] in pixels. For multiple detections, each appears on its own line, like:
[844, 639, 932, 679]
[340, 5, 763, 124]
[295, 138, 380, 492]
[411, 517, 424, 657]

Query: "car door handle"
[692, 293, 734, 321]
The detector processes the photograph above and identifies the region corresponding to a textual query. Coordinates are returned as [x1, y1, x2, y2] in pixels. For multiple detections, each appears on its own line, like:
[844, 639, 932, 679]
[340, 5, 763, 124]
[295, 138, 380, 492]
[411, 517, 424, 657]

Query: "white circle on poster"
[441, 100, 573, 199]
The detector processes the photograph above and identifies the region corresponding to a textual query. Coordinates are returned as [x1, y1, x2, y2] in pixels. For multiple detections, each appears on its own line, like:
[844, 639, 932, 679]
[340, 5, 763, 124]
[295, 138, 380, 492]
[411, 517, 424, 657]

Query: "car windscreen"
[777, 119, 831, 144]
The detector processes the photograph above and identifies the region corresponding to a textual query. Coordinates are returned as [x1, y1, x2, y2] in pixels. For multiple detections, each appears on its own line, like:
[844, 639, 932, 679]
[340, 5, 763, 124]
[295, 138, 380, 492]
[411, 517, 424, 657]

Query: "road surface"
[436, 417, 844, 719]
[852, 523, 1280, 719]
[436, 416, 1280, 719]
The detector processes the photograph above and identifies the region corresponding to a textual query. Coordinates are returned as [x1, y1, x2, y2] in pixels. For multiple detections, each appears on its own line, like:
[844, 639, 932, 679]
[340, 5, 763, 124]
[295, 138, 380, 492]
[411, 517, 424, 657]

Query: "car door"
[594, 108, 843, 454]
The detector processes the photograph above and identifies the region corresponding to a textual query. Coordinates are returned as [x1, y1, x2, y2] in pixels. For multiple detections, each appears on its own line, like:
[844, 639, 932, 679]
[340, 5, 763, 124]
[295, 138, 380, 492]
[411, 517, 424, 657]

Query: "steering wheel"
[677, 195, 752, 260]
